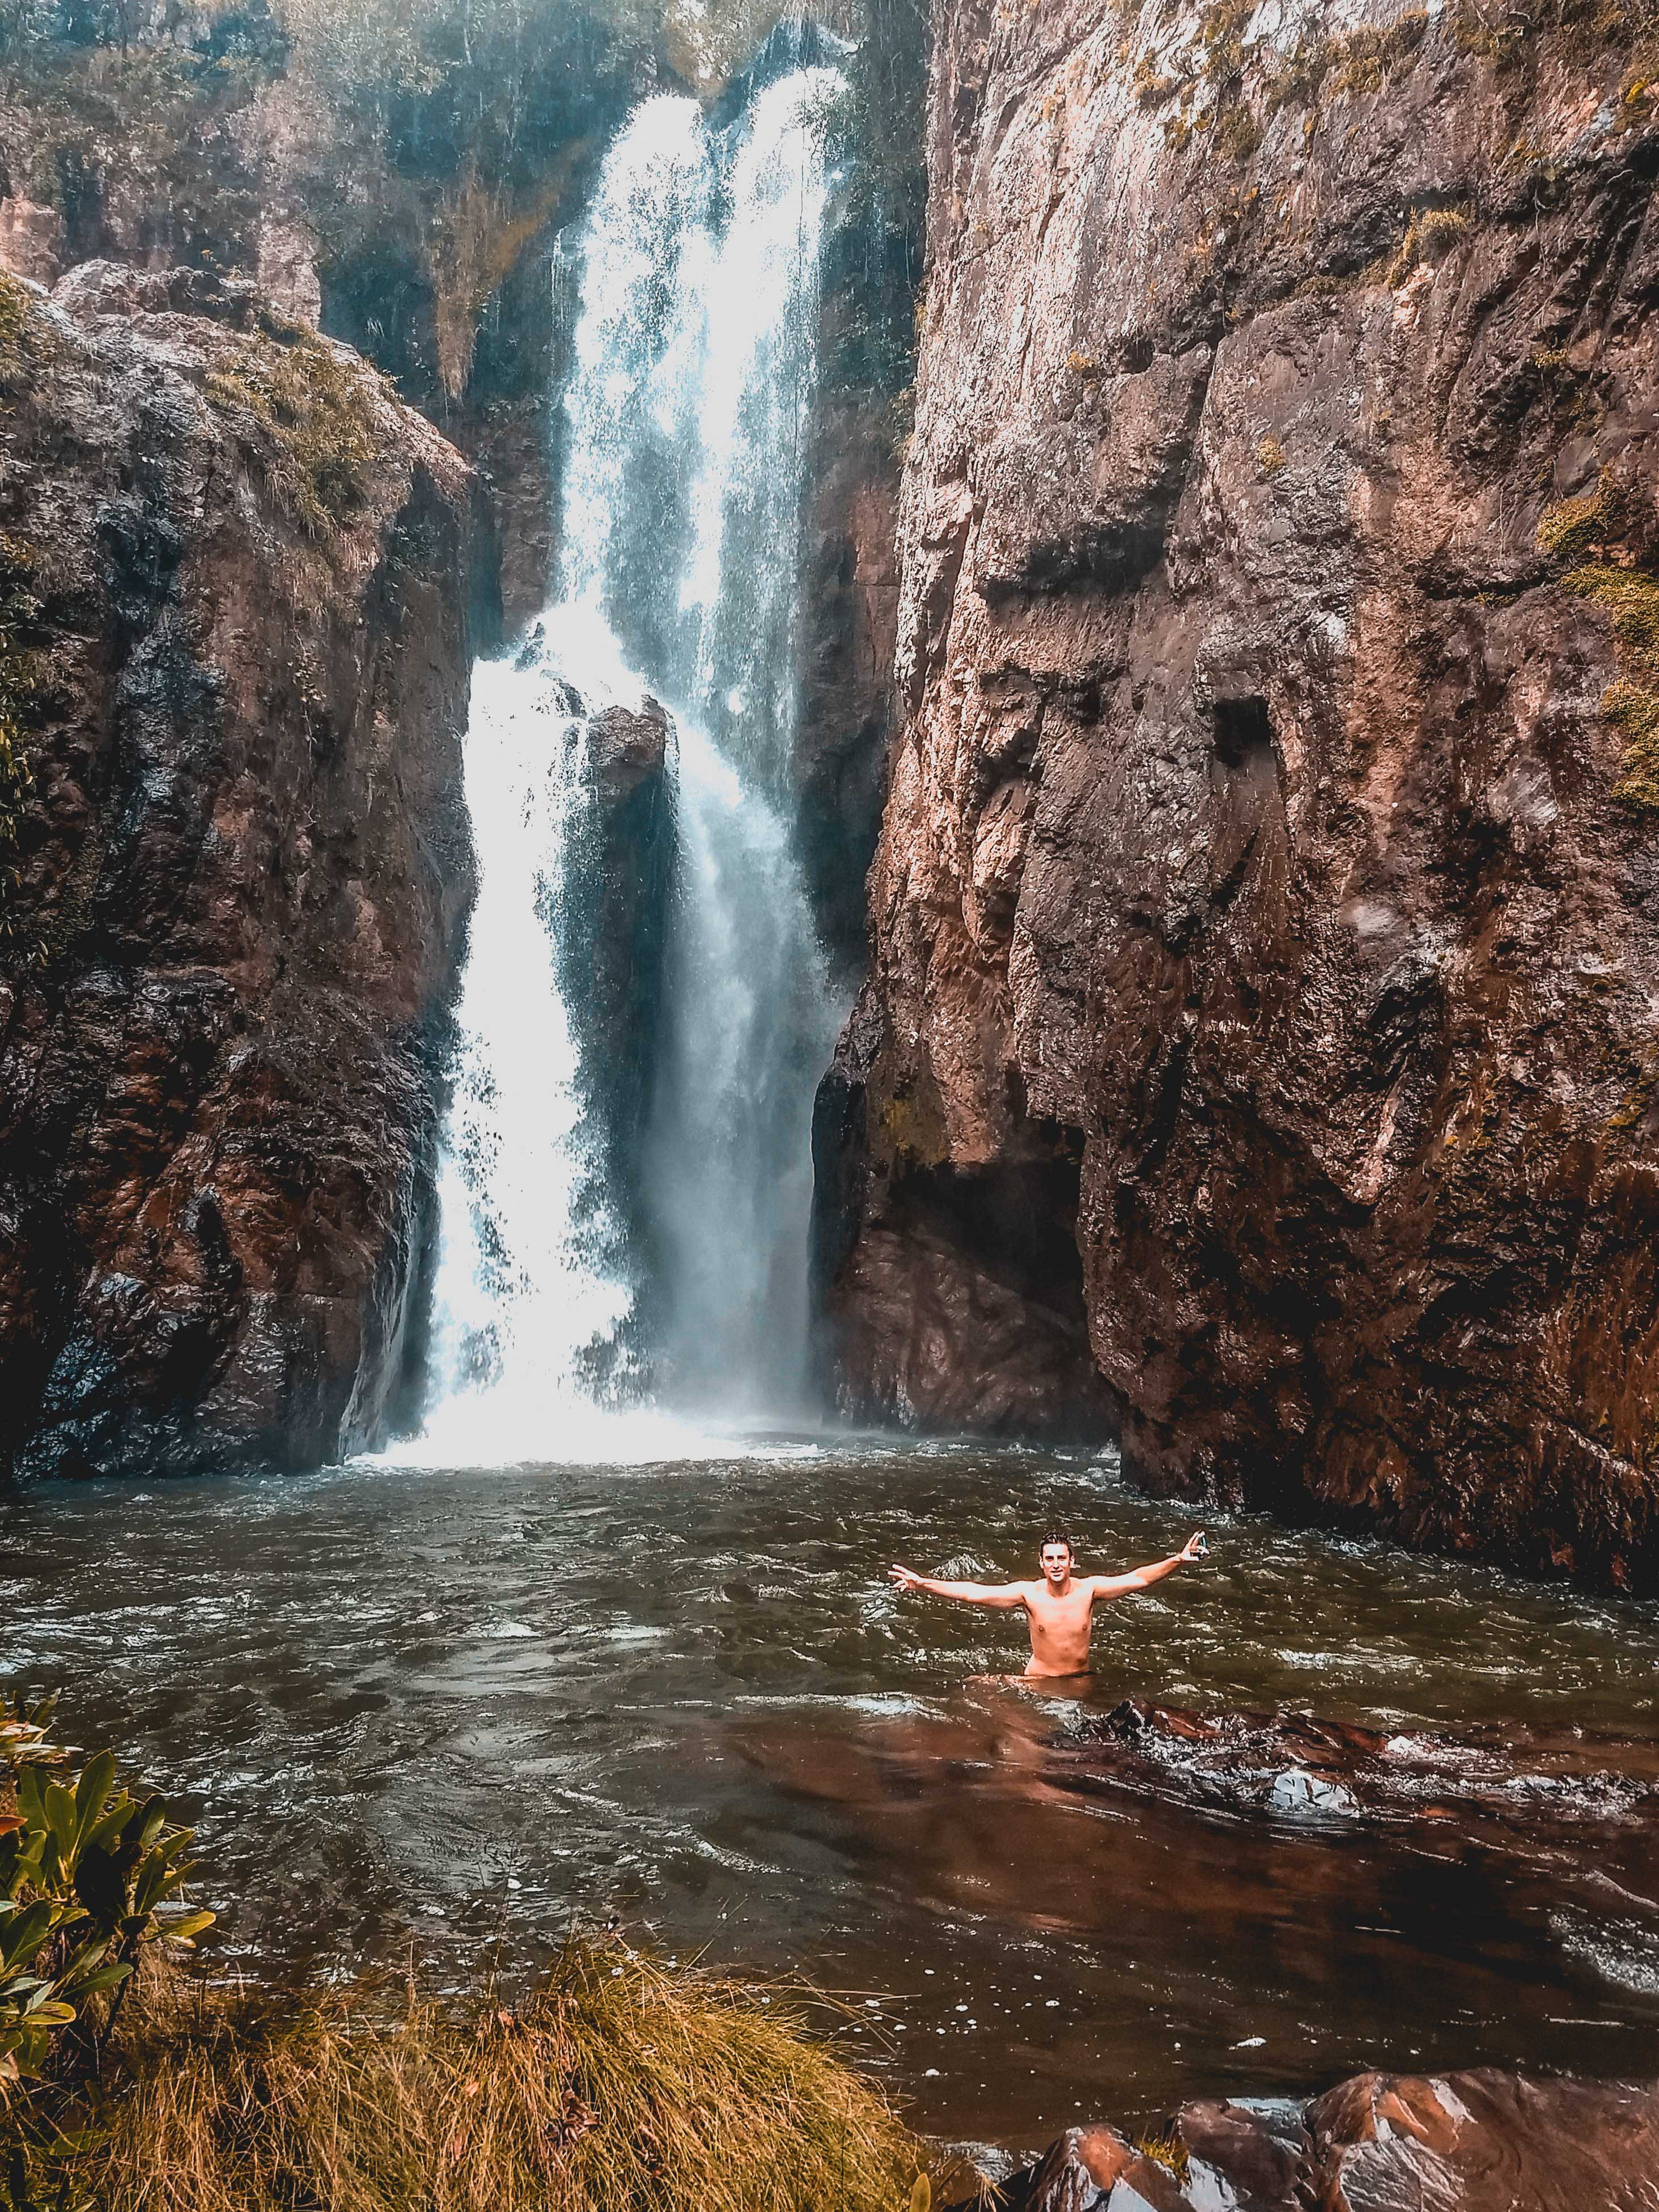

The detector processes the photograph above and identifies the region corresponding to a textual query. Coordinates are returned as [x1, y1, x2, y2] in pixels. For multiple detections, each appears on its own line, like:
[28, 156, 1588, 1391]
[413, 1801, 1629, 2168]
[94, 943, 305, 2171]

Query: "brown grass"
[204, 328, 384, 543]
[63, 1942, 925, 2212]
[1386, 205, 1473, 285]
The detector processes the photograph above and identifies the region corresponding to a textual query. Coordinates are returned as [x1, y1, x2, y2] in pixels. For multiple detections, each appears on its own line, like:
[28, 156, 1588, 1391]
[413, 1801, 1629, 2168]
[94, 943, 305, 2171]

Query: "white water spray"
[406, 60, 849, 1462]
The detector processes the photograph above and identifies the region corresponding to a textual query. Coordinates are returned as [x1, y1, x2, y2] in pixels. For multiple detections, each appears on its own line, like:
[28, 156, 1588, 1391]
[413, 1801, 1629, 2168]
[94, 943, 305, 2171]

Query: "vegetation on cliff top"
[204, 321, 385, 541]
[0, 0, 928, 415]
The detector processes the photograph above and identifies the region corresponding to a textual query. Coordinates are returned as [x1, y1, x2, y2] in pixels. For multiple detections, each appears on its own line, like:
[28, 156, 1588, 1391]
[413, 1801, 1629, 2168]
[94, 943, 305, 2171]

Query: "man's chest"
[1026, 1587, 1093, 1633]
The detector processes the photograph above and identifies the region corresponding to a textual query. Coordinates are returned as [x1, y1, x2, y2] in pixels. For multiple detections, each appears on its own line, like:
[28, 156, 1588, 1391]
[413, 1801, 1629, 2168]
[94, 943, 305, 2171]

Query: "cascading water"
[410, 57, 848, 1459]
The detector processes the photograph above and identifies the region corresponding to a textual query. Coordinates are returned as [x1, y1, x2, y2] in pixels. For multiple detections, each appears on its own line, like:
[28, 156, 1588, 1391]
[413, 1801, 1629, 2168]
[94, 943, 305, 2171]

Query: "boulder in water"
[584, 697, 669, 805]
[951, 2069, 1659, 2210]
[1065, 1699, 1659, 1836]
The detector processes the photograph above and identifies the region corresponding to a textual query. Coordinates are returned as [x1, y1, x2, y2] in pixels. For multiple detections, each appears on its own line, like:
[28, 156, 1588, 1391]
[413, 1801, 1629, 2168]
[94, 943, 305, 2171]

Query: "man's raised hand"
[1181, 1531, 1208, 1562]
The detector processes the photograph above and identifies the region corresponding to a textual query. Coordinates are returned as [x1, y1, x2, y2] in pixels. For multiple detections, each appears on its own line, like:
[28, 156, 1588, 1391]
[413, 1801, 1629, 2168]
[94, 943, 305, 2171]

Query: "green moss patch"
[1539, 469, 1628, 562]
[1605, 680, 1659, 810]
[1534, 472, 1659, 807]
[205, 329, 385, 542]
[1455, 0, 1659, 75]
[1563, 562, 1659, 670]
[0, 271, 42, 390]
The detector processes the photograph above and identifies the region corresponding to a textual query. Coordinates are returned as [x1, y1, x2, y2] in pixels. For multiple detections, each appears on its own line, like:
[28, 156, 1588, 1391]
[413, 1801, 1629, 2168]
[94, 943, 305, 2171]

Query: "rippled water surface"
[6, 1443, 1659, 2148]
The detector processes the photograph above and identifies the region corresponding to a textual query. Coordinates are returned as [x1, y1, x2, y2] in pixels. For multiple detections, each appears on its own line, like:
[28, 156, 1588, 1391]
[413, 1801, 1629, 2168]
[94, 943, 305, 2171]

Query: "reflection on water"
[4, 1443, 1658, 2148]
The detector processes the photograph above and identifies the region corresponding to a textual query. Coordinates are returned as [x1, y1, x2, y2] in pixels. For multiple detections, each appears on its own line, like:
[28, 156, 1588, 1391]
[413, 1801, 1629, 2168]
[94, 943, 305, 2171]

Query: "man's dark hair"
[1039, 1531, 1074, 1554]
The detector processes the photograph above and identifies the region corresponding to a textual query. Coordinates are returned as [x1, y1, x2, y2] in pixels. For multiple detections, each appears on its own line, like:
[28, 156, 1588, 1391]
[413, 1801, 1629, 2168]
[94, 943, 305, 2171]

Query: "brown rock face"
[0, 266, 475, 1479]
[817, 0, 1659, 1582]
[0, 197, 63, 286]
[953, 2071, 1659, 2210]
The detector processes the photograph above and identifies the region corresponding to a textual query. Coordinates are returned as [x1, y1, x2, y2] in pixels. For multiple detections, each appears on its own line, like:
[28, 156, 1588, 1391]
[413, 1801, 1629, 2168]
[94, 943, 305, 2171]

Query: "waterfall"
[407, 58, 849, 1461]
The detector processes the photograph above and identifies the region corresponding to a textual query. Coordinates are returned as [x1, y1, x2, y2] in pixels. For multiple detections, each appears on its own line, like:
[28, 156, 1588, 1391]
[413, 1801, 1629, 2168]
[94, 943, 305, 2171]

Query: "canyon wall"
[816, 0, 1659, 1586]
[0, 265, 476, 1479]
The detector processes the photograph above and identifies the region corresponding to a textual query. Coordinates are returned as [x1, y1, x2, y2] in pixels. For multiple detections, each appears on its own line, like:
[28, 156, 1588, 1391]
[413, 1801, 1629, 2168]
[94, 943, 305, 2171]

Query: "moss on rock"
[1563, 561, 1659, 670]
[1606, 678, 1659, 810]
[1539, 469, 1628, 562]
[205, 328, 385, 542]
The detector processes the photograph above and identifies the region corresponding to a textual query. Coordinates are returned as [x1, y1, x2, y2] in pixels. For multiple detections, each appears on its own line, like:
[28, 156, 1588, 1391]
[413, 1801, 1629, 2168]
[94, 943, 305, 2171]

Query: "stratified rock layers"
[0, 268, 475, 1479]
[816, 0, 1659, 1583]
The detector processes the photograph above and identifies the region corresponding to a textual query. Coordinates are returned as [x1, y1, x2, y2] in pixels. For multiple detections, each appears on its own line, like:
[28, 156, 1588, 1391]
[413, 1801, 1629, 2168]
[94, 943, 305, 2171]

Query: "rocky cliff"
[0, 264, 475, 1479]
[816, 0, 1659, 1587]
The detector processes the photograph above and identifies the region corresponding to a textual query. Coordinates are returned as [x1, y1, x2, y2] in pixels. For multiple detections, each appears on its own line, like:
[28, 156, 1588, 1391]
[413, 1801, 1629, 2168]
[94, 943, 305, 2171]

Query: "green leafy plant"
[0, 1696, 213, 2098]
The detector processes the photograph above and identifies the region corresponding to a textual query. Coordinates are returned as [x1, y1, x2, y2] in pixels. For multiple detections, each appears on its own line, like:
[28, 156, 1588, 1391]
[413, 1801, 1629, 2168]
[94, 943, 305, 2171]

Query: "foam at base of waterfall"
[379, 1396, 725, 1471]
[372, 1402, 844, 1471]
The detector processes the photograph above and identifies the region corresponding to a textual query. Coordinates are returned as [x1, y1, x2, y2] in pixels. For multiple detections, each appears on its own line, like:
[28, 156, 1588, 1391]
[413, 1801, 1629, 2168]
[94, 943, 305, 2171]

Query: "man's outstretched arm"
[889, 1565, 1026, 1609]
[1091, 1531, 1207, 1600]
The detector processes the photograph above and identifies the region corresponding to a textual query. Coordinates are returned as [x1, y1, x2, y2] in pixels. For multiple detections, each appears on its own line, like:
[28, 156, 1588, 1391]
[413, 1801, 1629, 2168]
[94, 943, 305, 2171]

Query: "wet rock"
[795, 384, 901, 971]
[585, 698, 669, 805]
[0, 277, 476, 1478]
[256, 211, 322, 329]
[559, 691, 674, 1239]
[816, 0, 1659, 1586]
[953, 2071, 1659, 2210]
[1066, 1699, 1659, 1835]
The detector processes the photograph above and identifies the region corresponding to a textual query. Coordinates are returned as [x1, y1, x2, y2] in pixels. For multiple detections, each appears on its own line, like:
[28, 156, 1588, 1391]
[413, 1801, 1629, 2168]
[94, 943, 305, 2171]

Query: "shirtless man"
[888, 1529, 1207, 1678]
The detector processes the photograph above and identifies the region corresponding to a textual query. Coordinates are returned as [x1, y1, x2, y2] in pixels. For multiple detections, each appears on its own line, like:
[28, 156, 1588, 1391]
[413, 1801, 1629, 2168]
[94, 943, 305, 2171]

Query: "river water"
[6, 1443, 1658, 2151]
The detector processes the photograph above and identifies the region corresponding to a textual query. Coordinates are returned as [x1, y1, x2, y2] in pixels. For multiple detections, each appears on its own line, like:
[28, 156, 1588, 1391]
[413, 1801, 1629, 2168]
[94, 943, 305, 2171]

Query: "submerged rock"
[1066, 1699, 1659, 1833]
[0, 271, 477, 1478]
[816, 0, 1659, 1585]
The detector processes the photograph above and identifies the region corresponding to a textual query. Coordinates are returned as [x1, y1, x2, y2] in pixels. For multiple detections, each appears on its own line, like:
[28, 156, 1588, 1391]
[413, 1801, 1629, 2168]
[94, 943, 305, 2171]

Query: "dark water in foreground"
[5, 1442, 1659, 2150]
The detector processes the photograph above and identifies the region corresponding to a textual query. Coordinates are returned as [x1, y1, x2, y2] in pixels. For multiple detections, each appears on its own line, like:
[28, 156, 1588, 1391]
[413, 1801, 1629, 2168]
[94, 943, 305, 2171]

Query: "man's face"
[1040, 1542, 1072, 1585]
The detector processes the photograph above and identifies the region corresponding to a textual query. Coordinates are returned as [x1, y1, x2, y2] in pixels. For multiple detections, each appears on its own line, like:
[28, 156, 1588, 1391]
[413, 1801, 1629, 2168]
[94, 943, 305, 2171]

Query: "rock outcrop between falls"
[951, 2071, 1659, 2211]
[0, 264, 476, 1480]
[561, 687, 674, 1266]
[816, 0, 1659, 1585]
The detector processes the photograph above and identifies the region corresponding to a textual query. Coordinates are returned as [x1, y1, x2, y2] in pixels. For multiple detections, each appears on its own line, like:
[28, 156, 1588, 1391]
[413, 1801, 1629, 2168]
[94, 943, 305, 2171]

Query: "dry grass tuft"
[204, 328, 385, 544]
[70, 1942, 924, 2212]
[1132, 2128, 1191, 2181]
[1386, 205, 1473, 285]
[427, 151, 586, 400]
